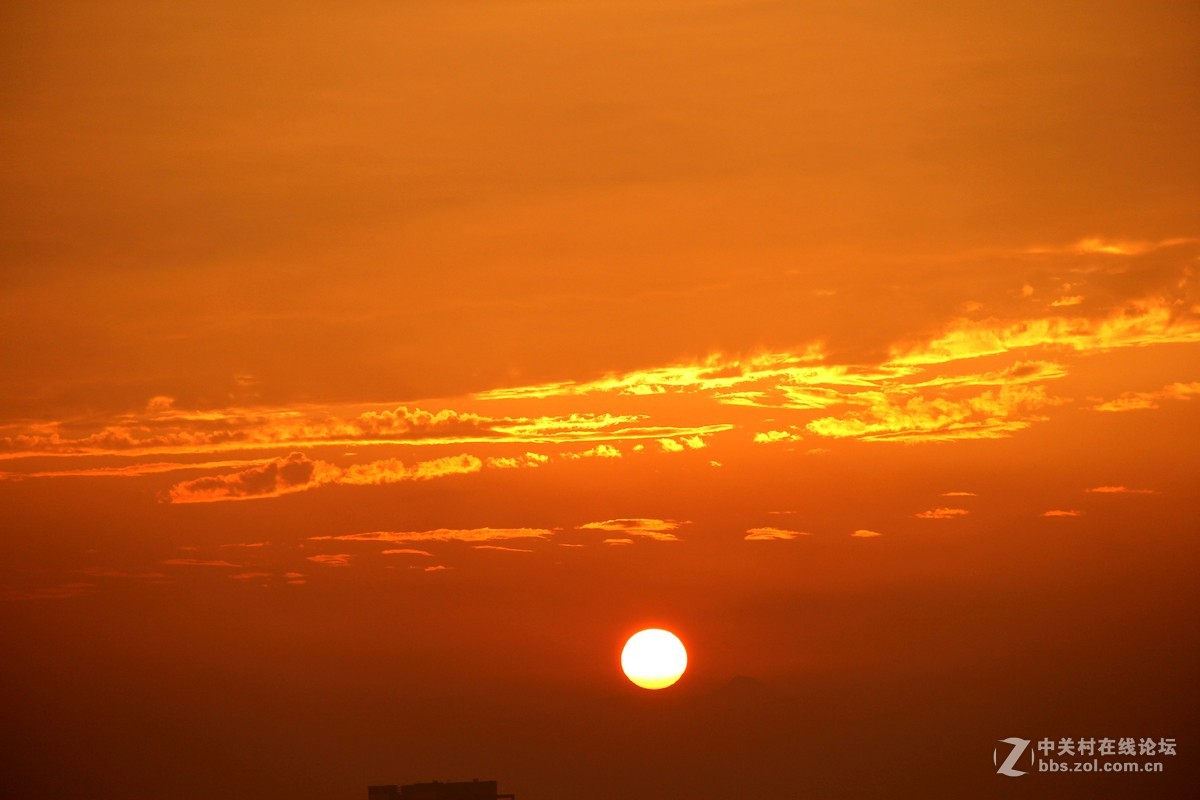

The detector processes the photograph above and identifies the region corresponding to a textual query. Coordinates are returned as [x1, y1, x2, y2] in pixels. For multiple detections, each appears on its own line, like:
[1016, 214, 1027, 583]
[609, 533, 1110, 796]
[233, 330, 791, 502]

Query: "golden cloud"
[1091, 381, 1200, 412]
[752, 430, 802, 444]
[486, 452, 551, 469]
[166, 452, 482, 503]
[578, 518, 687, 541]
[914, 507, 970, 519]
[744, 527, 810, 540]
[306, 554, 353, 567]
[891, 298, 1200, 367]
[806, 385, 1059, 442]
[562, 444, 621, 459]
[311, 528, 554, 544]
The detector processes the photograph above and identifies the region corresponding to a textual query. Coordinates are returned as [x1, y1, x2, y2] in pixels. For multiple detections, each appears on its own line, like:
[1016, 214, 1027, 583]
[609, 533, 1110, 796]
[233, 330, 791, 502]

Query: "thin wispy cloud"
[311, 528, 554, 544]
[1091, 382, 1200, 412]
[0, 405, 728, 461]
[167, 452, 482, 503]
[744, 527, 810, 540]
[578, 518, 687, 542]
[306, 554, 353, 567]
[807, 385, 1060, 442]
[162, 558, 242, 567]
[229, 572, 272, 581]
[486, 452, 551, 469]
[915, 508, 970, 519]
[562, 444, 621, 459]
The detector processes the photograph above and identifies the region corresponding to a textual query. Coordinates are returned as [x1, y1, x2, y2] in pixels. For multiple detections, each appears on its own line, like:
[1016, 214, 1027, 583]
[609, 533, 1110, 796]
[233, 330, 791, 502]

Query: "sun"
[621, 628, 688, 690]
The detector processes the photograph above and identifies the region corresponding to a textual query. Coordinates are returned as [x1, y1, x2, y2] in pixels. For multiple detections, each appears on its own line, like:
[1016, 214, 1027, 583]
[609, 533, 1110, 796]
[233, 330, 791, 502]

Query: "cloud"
[744, 527, 809, 540]
[753, 430, 802, 444]
[166, 453, 319, 503]
[806, 385, 1059, 442]
[0, 401, 726, 462]
[891, 298, 1200, 367]
[472, 545, 534, 553]
[306, 554, 353, 567]
[941, 491, 977, 497]
[562, 444, 621, 459]
[423, 565, 449, 572]
[381, 548, 433, 556]
[851, 529, 882, 538]
[229, 571, 272, 580]
[162, 558, 242, 567]
[487, 452, 550, 469]
[655, 436, 707, 453]
[578, 518, 687, 541]
[1, 457, 277, 481]
[1049, 296, 1084, 308]
[353, 406, 496, 439]
[907, 360, 1068, 390]
[311, 528, 554, 544]
[146, 395, 175, 412]
[915, 507, 969, 519]
[1024, 236, 1194, 256]
[167, 452, 482, 503]
[603, 538, 634, 545]
[474, 349, 826, 401]
[1041, 509, 1082, 517]
[1085, 486, 1159, 494]
[1091, 381, 1200, 412]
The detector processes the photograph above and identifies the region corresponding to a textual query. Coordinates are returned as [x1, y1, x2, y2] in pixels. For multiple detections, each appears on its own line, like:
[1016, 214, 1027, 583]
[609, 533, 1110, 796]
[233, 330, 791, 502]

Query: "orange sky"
[2, 2, 1198, 798]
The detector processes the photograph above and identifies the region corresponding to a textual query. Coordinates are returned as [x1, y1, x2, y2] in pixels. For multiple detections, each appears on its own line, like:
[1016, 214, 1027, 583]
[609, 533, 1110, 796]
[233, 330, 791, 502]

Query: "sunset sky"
[2, 2, 1198, 798]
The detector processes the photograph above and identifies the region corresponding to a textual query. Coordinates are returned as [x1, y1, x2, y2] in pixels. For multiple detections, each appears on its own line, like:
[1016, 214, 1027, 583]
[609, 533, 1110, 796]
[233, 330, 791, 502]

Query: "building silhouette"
[368, 779, 514, 800]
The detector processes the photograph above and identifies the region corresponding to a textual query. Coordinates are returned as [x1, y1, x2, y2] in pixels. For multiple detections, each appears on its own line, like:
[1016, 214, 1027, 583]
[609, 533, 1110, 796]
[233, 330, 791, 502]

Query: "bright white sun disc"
[621, 628, 687, 690]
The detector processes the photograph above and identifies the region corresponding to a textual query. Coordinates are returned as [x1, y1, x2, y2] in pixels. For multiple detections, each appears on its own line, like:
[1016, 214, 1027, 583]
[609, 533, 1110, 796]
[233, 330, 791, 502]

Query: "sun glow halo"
[621, 628, 688, 690]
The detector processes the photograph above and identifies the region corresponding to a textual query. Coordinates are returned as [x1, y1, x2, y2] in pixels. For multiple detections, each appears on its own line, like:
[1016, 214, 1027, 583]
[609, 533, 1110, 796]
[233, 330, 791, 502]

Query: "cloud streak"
[578, 518, 687, 542]
[915, 508, 970, 519]
[311, 528, 554, 544]
[744, 527, 809, 540]
[1091, 382, 1200, 412]
[166, 452, 482, 503]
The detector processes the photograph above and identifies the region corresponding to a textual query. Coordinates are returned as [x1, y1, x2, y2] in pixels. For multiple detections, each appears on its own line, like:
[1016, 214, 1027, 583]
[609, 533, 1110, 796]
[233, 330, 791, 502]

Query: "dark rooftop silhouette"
[368, 779, 514, 800]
